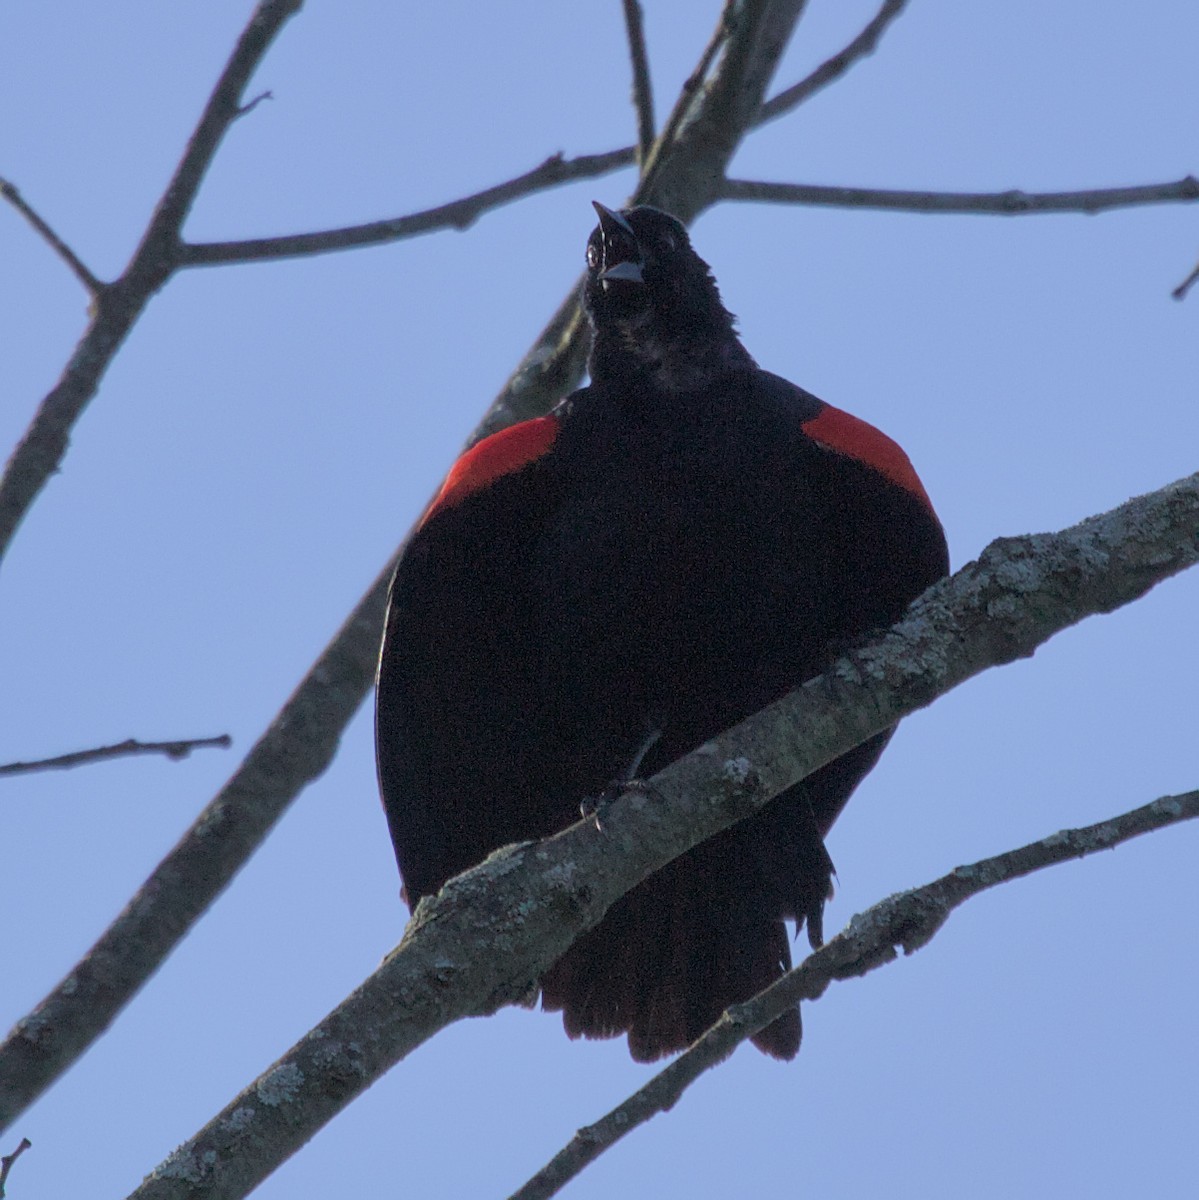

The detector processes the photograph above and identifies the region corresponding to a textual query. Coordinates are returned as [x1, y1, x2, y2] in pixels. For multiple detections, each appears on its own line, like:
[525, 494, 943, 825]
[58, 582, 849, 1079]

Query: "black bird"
[376, 203, 949, 1060]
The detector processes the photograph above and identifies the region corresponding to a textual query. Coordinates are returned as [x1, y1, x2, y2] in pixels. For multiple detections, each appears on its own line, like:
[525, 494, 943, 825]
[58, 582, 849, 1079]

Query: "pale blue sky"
[2, 3, 1197, 1197]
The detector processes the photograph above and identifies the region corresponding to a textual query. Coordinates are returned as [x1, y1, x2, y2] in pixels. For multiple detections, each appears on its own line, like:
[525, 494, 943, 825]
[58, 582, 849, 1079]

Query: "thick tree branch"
[0, 178, 101, 294]
[634, 0, 739, 195]
[123, 471, 1199, 1200]
[757, 0, 911, 125]
[512, 787, 1199, 1200]
[0, 736, 231, 779]
[638, 0, 811, 215]
[620, 0, 656, 167]
[178, 149, 633, 267]
[0, 0, 303, 573]
[721, 175, 1199, 215]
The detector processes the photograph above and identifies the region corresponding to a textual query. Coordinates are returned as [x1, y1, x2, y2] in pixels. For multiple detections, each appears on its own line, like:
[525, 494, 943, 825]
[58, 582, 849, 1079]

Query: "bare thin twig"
[510, 788, 1199, 1200]
[0, 1138, 31, 1200]
[721, 175, 1199, 216]
[121, 469, 1199, 1200]
[0, 179, 102, 294]
[0, 0, 303, 575]
[178, 149, 633, 267]
[757, 0, 911, 124]
[235, 89, 273, 118]
[0, 736, 232, 779]
[1171, 256, 1199, 300]
[620, 0, 656, 167]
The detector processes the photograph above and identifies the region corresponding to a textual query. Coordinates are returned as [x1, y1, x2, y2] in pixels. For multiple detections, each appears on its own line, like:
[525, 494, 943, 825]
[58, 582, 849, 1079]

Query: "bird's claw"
[581, 777, 655, 831]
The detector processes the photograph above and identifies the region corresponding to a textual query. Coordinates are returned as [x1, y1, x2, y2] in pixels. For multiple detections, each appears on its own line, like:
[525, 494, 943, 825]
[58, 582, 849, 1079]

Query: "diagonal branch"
[178, 148, 633, 267]
[510, 787, 1199, 1200]
[620, 0, 656, 167]
[0, 736, 231, 779]
[0, 557, 393, 1133]
[756, 0, 911, 125]
[720, 175, 1199, 215]
[0, 0, 303, 575]
[635, 0, 739, 194]
[120, 469, 1199, 1200]
[0, 178, 102, 294]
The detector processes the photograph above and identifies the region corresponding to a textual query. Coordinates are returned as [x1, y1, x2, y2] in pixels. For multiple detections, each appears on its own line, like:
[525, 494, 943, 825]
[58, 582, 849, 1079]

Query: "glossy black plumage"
[376, 204, 949, 1060]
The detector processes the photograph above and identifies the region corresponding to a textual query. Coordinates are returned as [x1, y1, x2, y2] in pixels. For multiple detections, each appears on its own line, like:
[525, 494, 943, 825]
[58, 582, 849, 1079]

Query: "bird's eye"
[586, 242, 600, 270]
[659, 231, 676, 252]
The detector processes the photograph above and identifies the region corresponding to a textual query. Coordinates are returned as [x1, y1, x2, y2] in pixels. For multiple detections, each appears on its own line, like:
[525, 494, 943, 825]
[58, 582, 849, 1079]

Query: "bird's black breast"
[540, 370, 946, 786]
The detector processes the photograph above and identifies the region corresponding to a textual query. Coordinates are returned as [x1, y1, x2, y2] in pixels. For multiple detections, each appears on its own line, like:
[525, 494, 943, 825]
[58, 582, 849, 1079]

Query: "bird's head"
[583, 203, 751, 389]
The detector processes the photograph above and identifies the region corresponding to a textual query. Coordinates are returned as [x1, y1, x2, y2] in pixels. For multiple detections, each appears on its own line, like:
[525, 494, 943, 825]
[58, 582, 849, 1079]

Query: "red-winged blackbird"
[376, 204, 949, 1060]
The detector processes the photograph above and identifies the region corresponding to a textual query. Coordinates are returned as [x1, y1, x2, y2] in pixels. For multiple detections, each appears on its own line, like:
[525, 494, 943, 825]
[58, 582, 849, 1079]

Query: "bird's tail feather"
[540, 851, 803, 1062]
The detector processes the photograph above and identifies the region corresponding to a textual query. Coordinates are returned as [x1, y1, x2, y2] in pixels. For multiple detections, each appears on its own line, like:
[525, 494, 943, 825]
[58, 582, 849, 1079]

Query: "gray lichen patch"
[256, 1061, 304, 1107]
[221, 1105, 256, 1134]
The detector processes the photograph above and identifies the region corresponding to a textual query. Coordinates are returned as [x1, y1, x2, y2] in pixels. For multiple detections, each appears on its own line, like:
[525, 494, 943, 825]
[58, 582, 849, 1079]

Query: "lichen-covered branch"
[124, 470, 1199, 1200]
[511, 787, 1199, 1200]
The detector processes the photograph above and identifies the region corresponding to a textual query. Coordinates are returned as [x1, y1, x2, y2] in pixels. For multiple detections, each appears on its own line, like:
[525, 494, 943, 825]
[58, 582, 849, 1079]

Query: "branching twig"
[0, 0, 303, 574]
[0, 1138, 31, 1200]
[120, 470, 1199, 1200]
[510, 788, 1199, 1200]
[131, 2, 302, 274]
[178, 148, 633, 267]
[0, 736, 231, 779]
[757, 0, 911, 125]
[0, 178, 101, 294]
[235, 89, 273, 118]
[620, 0, 656, 167]
[721, 175, 1199, 215]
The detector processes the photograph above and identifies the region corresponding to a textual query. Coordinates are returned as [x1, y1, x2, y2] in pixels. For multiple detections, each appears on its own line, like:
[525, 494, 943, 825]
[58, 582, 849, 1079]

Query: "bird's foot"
[581, 727, 663, 830]
[580, 777, 656, 831]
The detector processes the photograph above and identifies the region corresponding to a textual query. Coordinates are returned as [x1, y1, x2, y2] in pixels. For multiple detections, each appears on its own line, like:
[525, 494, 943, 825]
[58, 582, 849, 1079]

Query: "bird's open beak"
[592, 201, 645, 286]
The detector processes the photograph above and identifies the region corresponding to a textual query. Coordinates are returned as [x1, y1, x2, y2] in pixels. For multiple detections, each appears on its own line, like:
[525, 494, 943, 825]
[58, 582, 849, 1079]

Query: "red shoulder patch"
[802, 405, 936, 514]
[421, 415, 560, 527]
